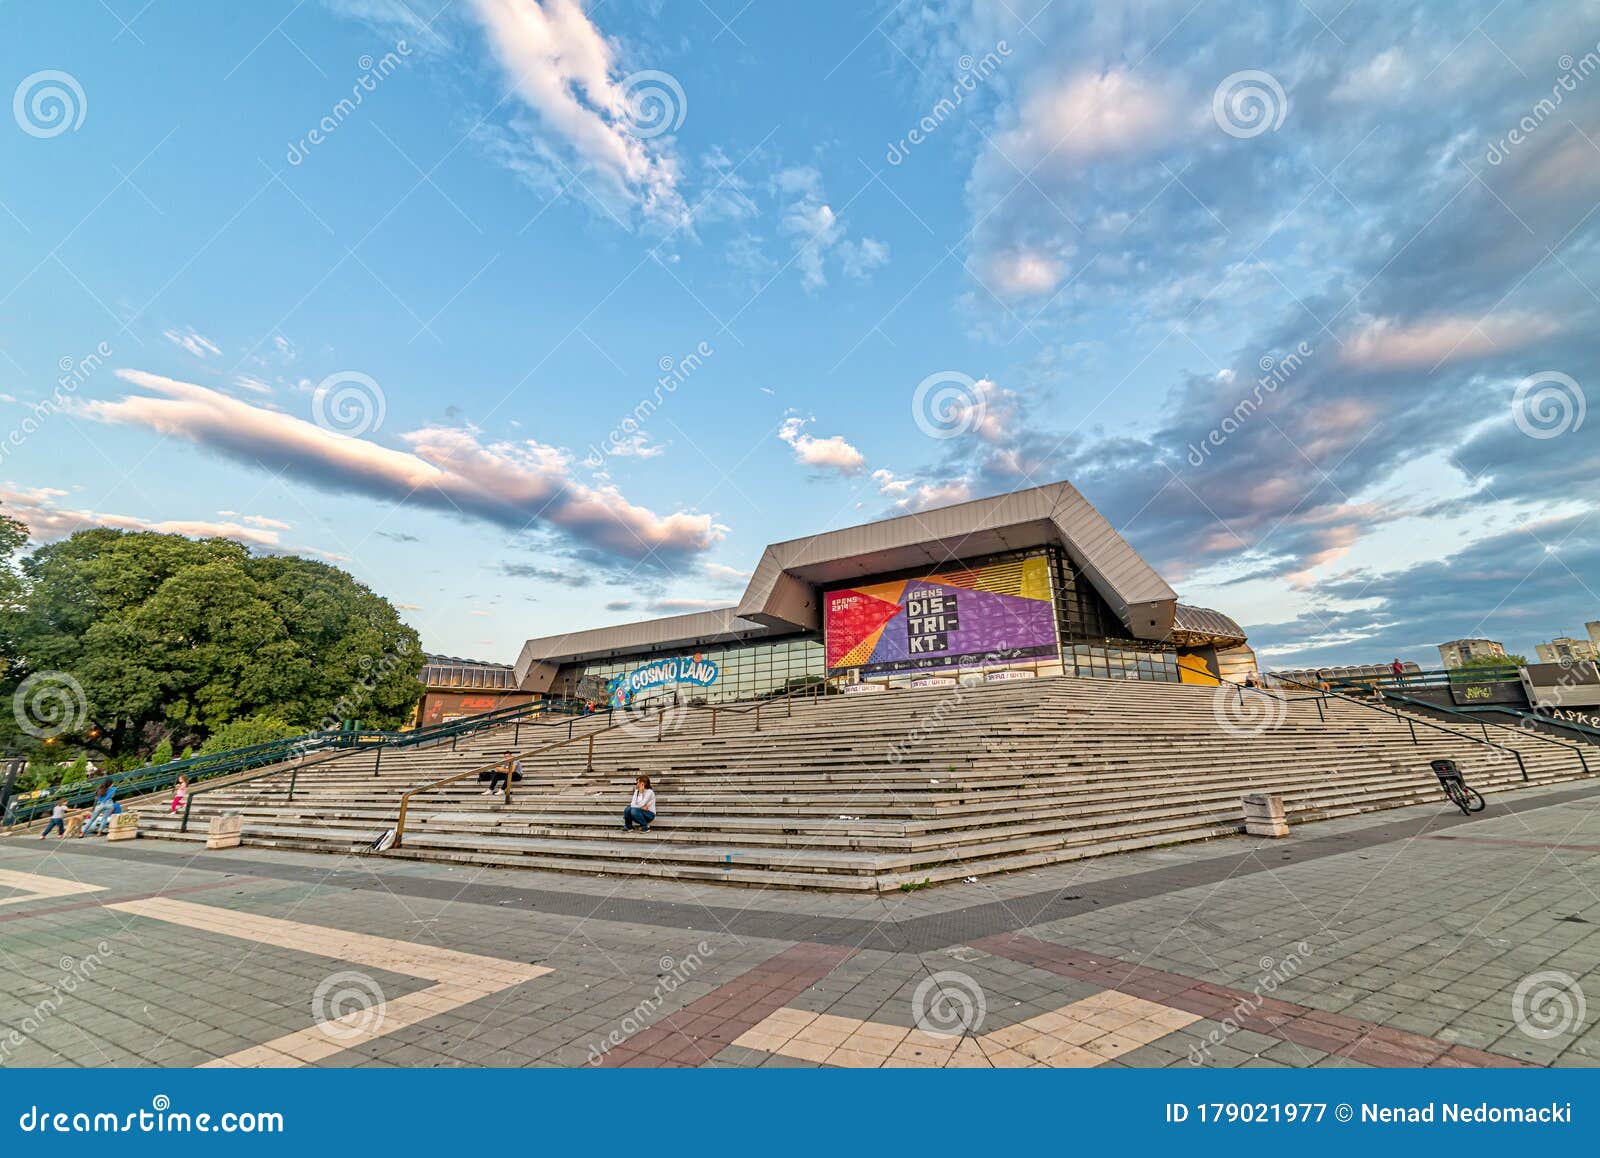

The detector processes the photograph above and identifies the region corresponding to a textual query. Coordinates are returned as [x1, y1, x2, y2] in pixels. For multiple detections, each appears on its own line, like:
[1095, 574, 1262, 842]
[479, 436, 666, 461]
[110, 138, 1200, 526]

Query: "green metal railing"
[3, 695, 582, 830]
[1371, 690, 1588, 776]
[1261, 676, 1530, 781]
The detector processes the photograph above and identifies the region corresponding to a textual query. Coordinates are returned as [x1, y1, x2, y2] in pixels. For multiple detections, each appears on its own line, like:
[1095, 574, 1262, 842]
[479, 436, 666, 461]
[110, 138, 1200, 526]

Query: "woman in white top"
[623, 776, 657, 832]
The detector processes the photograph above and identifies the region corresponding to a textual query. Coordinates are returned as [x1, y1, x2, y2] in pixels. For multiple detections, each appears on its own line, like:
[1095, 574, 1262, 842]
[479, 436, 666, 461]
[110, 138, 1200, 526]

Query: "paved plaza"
[2, 782, 1597, 1069]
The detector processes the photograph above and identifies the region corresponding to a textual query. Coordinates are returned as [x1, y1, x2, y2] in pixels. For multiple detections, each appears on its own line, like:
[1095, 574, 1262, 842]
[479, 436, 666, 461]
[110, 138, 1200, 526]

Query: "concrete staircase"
[133, 676, 1593, 891]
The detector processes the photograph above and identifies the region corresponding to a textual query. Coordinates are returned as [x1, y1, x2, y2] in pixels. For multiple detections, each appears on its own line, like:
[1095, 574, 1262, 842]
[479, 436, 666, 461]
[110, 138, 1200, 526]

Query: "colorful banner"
[606, 654, 720, 708]
[824, 555, 1058, 676]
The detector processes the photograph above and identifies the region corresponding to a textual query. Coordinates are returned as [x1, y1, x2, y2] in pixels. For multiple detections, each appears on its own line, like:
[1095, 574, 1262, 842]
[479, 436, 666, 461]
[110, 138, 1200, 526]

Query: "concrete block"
[1242, 793, 1289, 837]
[206, 813, 243, 850]
[107, 810, 140, 842]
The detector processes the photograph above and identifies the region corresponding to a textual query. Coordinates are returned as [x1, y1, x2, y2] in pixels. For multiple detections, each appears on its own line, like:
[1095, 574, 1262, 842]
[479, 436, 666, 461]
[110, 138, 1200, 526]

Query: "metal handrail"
[1455, 704, 1600, 745]
[1375, 689, 1589, 775]
[1271, 676, 1529, 781]
[392, 690, 691, 847]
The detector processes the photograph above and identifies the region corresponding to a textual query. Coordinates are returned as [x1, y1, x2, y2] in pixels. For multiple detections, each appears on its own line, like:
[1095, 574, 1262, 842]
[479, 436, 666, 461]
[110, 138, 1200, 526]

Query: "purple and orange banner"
[823, 555, 1059, 676]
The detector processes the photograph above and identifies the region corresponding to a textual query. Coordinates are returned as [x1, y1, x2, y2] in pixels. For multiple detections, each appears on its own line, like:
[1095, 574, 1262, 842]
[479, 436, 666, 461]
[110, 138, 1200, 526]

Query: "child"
[170, 774, 190, 815]
[623, 776, 657, 832]
[40, 800, 67, 838]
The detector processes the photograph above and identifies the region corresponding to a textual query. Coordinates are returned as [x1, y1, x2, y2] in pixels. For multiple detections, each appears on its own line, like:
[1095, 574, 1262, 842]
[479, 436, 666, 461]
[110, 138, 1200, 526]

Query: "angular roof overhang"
[514, 480, 1182, 689]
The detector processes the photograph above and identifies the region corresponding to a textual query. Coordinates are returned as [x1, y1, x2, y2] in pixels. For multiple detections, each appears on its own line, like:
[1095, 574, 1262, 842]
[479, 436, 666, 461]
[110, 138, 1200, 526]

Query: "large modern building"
[512, 481, 1252, 707]
[1437, 638, 1507, 668]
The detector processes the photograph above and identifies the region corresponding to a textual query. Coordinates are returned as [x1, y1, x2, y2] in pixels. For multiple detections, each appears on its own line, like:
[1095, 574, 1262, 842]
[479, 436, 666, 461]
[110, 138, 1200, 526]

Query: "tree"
[2, 527, 423, 758]
[199, 714, 303, 755]
[1460, 654, 1526, 669]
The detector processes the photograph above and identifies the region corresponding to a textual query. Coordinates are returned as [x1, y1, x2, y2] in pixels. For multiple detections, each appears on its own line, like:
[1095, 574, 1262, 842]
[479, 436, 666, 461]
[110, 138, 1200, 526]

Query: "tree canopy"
[1, 520, 423, 758]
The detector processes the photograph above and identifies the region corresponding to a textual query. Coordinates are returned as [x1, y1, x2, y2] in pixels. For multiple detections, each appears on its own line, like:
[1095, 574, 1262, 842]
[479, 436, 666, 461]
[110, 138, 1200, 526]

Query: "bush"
[199, 714, 304, 756]
[149, 737, 174, 766]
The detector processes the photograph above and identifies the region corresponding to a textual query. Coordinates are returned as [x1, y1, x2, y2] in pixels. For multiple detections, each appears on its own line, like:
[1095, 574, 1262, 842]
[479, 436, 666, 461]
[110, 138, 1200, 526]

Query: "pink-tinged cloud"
[777, 416, 866, 474]
[0, 485, 288, 548]
[81, 371, 723, 562]
[1341, 312, 1557, 371]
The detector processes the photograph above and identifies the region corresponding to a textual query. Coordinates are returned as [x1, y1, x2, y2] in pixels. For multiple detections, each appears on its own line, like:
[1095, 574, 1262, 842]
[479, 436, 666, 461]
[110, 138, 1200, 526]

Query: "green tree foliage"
[1458, 654, 1527, 669]
[1, 524, 423, 758]
[199, 714, 303, 755]
[149, 737, 174, 766]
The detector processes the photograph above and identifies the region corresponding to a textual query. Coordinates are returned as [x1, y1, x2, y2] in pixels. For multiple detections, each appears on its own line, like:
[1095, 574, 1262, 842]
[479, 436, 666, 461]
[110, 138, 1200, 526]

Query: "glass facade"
[553, 636, 825, 705]
[548, 544, 1183, 702]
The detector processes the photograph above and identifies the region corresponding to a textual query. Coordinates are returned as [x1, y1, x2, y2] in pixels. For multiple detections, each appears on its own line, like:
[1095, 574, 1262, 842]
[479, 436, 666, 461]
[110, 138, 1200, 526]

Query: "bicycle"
[1430, 758, 1486, 815]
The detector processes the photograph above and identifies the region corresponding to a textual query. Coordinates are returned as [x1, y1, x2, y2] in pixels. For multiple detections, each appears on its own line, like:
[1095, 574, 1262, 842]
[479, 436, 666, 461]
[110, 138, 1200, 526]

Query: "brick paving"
[0, 781, 1596, 1068]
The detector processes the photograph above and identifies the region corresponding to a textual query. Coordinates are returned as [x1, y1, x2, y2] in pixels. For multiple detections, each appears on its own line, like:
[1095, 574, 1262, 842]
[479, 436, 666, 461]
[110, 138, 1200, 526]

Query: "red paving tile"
[594, 941, 855, 1068]
[972, 932, 1534, 1069]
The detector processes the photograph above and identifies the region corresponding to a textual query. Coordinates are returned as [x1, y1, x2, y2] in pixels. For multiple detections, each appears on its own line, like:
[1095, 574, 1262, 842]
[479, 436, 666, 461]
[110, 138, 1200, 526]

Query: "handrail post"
[568, 718, 574, 739]
[287, 765, 298, 803]
[514, 722, 520, 747]
[394, 795, 409, 848]
[1515, 751, 1528, 782]
[586, 733, 595, 773]
[1315, 697, 1325, 723]
[755, 702, 762, 733]
[1406, 716, 1417, 745]
[180, 791, 193, 834]
[657, 709, 664, 741]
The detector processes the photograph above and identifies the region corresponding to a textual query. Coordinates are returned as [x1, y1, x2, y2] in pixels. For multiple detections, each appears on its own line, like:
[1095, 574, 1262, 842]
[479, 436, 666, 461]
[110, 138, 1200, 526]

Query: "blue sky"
[1, 0, 1596, 668]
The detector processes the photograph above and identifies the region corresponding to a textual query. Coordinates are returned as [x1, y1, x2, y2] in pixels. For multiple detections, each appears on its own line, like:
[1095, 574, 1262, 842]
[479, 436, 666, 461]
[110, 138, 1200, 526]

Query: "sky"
[1, 0, 1597, 669]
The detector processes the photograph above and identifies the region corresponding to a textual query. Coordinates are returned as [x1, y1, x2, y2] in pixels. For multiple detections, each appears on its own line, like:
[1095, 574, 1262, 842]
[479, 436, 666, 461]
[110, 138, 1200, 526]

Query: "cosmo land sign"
[606, 654, 720, 707]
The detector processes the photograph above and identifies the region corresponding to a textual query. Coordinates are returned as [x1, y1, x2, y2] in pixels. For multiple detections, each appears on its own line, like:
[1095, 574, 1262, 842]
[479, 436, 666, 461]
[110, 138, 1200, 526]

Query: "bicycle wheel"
[1461, 786, 1486, 813]
[1443, 780, 1470, 815]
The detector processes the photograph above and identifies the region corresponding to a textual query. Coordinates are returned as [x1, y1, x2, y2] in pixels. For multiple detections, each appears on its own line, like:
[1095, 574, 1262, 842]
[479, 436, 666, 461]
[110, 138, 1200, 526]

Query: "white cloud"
[80, 370, 723, 562]
[163, 328, 222, 358]
[465, 0, 686, 225]
[1341, 312, 1557, 371]
[775, 166, 887, 292]
[2, 485, 287, 548]
[777, 415, 867, 474]
[980, 248, 1063, 298]
[996, 68, 1184, 172]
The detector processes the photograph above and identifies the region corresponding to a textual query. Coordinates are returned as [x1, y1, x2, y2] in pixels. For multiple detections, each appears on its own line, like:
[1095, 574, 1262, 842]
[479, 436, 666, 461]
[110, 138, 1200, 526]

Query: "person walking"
[1390, 657, 1405, 684]
[622, 776, 656, 833]
[80, 779, 116, 836]
[169, 774, 190, 815]
[40, 800, 67, 838]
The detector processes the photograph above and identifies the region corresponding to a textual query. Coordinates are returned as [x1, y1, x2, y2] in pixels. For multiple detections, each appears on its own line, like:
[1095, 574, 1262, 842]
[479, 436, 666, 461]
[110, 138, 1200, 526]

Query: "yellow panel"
[1177, 654, 1219, 685]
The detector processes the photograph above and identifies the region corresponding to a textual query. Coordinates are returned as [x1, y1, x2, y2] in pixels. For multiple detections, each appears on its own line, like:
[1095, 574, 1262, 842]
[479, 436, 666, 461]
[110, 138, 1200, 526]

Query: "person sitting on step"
[623, 776, 656, 833]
